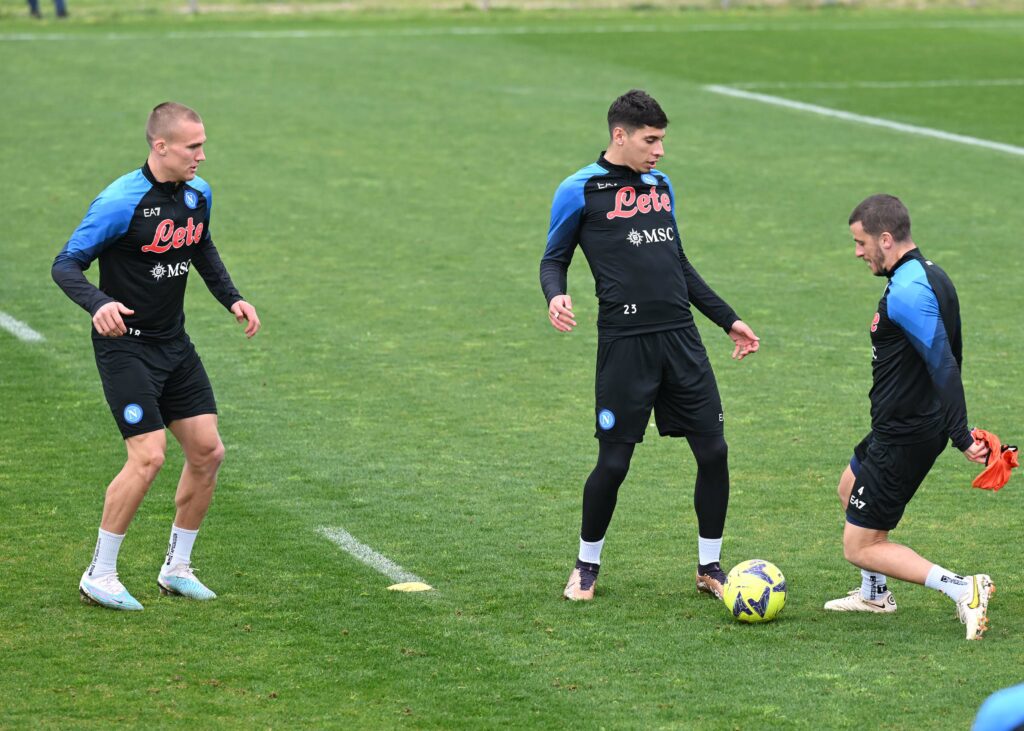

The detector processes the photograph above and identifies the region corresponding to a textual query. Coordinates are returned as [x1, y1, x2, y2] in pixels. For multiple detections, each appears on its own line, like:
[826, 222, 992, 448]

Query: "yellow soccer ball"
[722, 559, 787, 623]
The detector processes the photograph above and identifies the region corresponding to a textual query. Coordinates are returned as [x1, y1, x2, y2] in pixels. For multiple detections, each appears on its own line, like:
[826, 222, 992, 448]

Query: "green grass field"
[2, 6, 1022, 728]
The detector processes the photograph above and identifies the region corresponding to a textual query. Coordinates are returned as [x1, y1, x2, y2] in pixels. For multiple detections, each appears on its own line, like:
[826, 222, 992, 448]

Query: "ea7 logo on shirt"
[626, 227, 676, 247]
[150, 260, 191, 281]
[141, 218, 204, 254]
[606, 186, 672, 220]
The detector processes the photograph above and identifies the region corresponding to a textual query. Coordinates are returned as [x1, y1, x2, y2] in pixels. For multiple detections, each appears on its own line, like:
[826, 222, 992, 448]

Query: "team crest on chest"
[183, 190, 199, 209]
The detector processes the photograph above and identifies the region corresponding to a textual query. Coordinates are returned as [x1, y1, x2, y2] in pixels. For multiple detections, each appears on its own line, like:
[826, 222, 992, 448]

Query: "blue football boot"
[157, 563, 217, 601]
[79, 571, 144, 611]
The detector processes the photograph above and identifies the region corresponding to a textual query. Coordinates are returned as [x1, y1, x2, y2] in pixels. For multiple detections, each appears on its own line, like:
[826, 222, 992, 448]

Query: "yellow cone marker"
[388, 582, 433, 592]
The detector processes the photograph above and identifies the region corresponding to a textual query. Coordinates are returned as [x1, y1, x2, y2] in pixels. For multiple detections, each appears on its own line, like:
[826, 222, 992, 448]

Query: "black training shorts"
[593, 326, 724, 443]
[846, 431, 948, 531]
[92, 334, 217, 439]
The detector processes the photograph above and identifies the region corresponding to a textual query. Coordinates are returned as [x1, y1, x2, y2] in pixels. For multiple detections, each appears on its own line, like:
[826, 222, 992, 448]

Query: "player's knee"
[192, 438, 225, 472]
[597, 450, 632, 484]
[842, 532, 867, 565]
[598, 458, 630, 484]
[694, 436, 728, 469]
[208, 439, 226, 468]
[842, 542, 858, 565]
[130, 448, 166, 482]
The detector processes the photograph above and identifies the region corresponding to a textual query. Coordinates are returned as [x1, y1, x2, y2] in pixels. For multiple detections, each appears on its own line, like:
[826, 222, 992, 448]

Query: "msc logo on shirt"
[150, 260, 191, 281]
[184, 190, 199, 209]
[626, 227, 676, 247]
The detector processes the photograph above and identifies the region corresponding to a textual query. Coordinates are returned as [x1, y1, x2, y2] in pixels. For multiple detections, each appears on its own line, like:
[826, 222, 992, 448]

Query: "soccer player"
[540, 90, 760, 602]
[52, 102, 260, 611]
[824, 194, 993, 640]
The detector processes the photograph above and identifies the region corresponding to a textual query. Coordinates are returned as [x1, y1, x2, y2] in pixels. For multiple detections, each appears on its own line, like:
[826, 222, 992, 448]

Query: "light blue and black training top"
[540, 154, 738, 338]
[52, 162, 242, 342]
[869, 248, 972, 450]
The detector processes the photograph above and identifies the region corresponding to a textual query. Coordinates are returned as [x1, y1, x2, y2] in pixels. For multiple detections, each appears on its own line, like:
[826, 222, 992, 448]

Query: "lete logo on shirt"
[606, 186, 672, 220]
[141, 218, 204, 254]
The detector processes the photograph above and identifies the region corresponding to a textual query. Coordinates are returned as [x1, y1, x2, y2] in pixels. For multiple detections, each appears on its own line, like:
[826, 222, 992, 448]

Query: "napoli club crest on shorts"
[598, 409, 616, 430]
[123, 403, 144, 425]
[183, 190, 199, 209]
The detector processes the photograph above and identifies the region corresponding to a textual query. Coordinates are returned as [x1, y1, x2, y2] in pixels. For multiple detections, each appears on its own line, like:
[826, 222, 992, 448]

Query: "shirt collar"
[141, 161, 184, 196]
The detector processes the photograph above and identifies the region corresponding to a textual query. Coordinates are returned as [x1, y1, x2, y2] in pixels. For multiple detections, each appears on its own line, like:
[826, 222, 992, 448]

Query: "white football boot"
[824, 589, 897, 613]
[158, 563, 217, 601]
[956, 574, 994, 640]
[80, 571, 144, 611]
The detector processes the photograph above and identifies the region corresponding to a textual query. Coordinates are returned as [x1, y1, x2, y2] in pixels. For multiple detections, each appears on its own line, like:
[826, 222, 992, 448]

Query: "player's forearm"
[51, 256, 114, 315]
[192, 241, 243, 310]
[679, 253, 737, 331]
[540, 259, 569, 304]
[934, 371, 973, 451]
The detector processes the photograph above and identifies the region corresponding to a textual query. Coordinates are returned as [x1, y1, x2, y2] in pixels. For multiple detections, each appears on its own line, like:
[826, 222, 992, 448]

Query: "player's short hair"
[607, 90, 669, 135]
[849, 194, 912, 242]
[146, 102, 202, 147]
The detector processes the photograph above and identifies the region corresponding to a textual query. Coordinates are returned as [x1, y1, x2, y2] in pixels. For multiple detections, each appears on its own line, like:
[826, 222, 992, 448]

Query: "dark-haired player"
[53, 102, 260, 611]
[540, 89, 759, 601]
[824, 193, 993, 640]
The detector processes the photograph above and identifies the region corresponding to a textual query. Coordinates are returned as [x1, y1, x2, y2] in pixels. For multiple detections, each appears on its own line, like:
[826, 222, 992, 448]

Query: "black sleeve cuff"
[952, 430, 974, 452]
[540, 259, 568, 304]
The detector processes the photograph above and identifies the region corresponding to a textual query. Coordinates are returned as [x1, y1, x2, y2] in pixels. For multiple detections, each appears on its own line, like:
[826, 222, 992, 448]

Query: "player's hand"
[963, 439, 990, 465]
[548, 294, 576, 332]
[231, 300, 261, 338]
[728, 320, 760, 360]
[92, 301, 135, 337]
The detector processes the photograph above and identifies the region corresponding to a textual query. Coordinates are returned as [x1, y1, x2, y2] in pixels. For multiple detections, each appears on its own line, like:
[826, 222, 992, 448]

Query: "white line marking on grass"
[318, 526, 431, 589]
[729, 79, 1024, 90]
[2, 19, 1023, 42]
[0, 311, 45, 342]
[704, 85, 1024, 158]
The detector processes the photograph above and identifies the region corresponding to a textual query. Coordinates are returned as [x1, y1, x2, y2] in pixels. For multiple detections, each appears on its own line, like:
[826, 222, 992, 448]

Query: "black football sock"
[580, 441, 635, 542]
[688, 434, 730, 540]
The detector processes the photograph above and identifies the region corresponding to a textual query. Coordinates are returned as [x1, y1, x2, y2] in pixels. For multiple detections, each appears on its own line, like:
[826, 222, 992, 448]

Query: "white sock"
[925, 564, 971, 602]
[860, 570, 888, 600]
[698, 536, 722, 566]
[578, 537, 605, 565]
[162, 524, 199, 573]
[87, 528, 124, 578]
